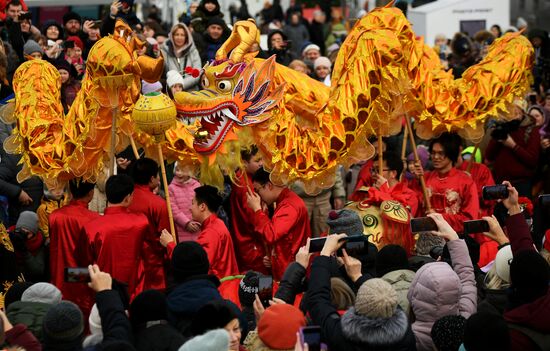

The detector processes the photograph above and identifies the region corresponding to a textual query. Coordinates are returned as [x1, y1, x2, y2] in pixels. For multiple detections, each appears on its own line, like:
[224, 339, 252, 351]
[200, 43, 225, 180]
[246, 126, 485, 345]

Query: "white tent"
[408, 0, 510, 46]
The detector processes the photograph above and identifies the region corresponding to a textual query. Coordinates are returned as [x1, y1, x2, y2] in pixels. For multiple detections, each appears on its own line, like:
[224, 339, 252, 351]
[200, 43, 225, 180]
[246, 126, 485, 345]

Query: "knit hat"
[89, 304, 102, 336]
[21, 282, 62, 304]
[63, 11, 82, 25]
[166, 70, 185, 88]
[179, 329, 229, 351]
[42, 301, 84, 346]
[463, 311, 510, 351]
[239, 271, 261, 307]
[16, 211, 39, 234]
[191, 300, 238, 336]
[327, 209, 363, 236]
[3, 282, 33, 309]
[355, 278, 398, 319]
[414, 232, 445, 255]
[516, 17, 527, 29]
[431, 315, 466, 351]
[495, 245, 513, 283]
[302, 43, 320, 56]
[330, 277, 355, 310]
[314, 56, 331, 70]
[258, 304, 306, 350]
[55, 59, 78, 78]
[172, 241, 210, 282]
[206, 16, 226, 29]
[130, 289, 168, 328]
[66, 36, 84, 51]
[141, 80, 163, 94]
[23, 40, 43, 57]
[509, 250, 550, 303]
[376, 244, 410, 277]
[42, 20, 64, 38]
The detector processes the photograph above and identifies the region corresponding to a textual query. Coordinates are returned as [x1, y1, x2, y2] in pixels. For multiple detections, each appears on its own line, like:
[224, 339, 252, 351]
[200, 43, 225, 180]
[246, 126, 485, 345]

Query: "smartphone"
[410, 217, 438, 233]
[308, 235, 365, 253]
[463, 219, 490, 234]
[65, 40, 75, 49]
[94, 20, 102, 26]
[539, 194, 550, 207]
[258, 276, 273, 308]
[482, 185, 509, 200]
[299, 326, 321, 351]
[64, 267, 90, 283]
[338, 240, 367, 257]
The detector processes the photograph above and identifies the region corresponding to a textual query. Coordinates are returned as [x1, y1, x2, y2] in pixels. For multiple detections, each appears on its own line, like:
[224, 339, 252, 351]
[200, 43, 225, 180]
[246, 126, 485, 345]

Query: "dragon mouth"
[177, 103, 239, 154]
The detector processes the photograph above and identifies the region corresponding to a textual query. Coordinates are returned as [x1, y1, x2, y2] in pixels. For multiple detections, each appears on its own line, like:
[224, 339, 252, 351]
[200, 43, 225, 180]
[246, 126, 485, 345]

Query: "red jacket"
[349, 160, 374, 201]
[230, 171, 267, 274]
[251, 188, 310, 280]
[82, 206, 148, 298]
[422, 168, 480, 233]
[197, 214, 240, 279]
[49, 200, 99, 315]
[128, 184, 170, 291]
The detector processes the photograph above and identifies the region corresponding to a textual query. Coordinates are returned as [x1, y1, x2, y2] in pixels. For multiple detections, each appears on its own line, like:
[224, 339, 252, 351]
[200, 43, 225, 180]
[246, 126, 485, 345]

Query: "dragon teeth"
[222, 108, 237, 121]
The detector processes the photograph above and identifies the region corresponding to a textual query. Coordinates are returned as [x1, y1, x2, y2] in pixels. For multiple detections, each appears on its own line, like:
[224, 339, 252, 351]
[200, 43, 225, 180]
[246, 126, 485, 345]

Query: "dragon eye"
[201, 76, 210, 89]
[217, 80, 232, 92]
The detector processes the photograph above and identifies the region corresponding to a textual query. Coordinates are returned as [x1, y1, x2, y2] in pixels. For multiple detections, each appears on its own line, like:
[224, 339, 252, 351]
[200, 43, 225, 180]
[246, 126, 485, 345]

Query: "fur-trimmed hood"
[340, 307, 409, 346]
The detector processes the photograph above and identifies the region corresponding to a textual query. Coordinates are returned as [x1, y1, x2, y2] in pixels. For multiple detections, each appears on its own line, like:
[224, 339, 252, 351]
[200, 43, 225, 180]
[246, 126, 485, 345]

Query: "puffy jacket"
[381, 269, 415, 315]
[407, 239, 477, 351]
[168, 178, 201, 242]
[6, 300, 52, 342]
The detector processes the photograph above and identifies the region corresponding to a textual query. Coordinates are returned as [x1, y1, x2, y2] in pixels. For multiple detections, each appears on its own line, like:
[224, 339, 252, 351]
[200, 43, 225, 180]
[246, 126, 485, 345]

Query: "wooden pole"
[130, 135, 140, 160]
[405, 115, 432, 212]
[465, 144, 479, 174]
[400, 121, 409, 181]
[109, 107, 118, 176]
[377, 133, 384, 175]
[158, 144, 177, 243]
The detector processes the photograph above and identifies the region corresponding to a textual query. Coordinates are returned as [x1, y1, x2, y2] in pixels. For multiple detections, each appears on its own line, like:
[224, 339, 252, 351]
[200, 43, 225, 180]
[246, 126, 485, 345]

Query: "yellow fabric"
[37, 194, 69, 239]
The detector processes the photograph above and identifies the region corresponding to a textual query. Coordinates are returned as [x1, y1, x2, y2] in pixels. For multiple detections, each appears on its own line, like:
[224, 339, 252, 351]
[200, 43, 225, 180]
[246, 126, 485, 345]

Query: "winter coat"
[166, 275, 222, 337]
[505, 292, 550, 351]
[282, 23, 309, 57]
[381, 269, 416, 315]
[307, 256, 416, 351]
[407, 239, 477, 351]
[160, 24, 202, 90]
[134, 323, 185, 351]
[3, 323, 42, 351]
[168, 178, 201, 242]
[7, 300, 52, 342]
[274, 262, 307, 305]
[477, 288, 508, 316]
[190, 9, 225, 35]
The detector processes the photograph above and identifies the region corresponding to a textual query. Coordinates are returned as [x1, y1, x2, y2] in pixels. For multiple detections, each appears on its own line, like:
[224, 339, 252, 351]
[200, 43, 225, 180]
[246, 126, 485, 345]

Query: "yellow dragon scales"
[6, 5, 533, 194]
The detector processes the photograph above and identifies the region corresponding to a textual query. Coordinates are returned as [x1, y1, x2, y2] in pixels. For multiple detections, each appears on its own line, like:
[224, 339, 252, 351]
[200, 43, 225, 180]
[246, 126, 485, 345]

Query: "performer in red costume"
[415, 133, 480, 233]
[163, 185, 239, 279]
[230, 146, 268, 274]
[49, 179, 98, 316]
[82, 174, 148, 298]
[246, 167, 311, 280]
[128, 158, 170, 291]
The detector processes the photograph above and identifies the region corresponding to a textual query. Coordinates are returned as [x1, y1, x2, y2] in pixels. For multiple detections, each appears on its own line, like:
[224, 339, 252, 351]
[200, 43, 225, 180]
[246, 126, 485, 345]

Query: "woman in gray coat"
[160, 23, 202, 91]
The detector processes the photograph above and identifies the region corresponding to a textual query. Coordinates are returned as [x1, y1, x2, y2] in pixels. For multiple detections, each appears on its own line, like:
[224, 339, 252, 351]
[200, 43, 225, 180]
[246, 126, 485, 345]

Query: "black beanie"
[3, 281, 33, 310]
[42, 301, 84, 348]
[130, 289, 168, 328]
[375, 244, 409, 277]
[172, 241, 210, 282]
[63, 11, 82, 26]
[206, 16, 226, 29]
[190, 300, 237, 336]
[463, 312, 510, 351]
[431, 315, 466, 351]
[510, 250, 550, 304]
[239, 271, 261, 307]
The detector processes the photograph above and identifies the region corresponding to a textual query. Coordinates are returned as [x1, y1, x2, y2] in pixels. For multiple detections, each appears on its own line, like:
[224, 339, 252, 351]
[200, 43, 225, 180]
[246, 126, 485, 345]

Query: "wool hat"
[63, 11, 82, 25]
[130, 289, 168, 328]
[42, 20, 64, 38]
[206, 16, 226, 29]
[327, 209, 363, 236]
[66, 36, 84, 51]
[463, 311, 510, 351]
[376, 244, 410, 277]
[42, 301, 84, 346]
[141, 80, 163, 94]
[3, 282, 33, 309]
[414, 232, 445, 255]
[166, 70, 185, 88]
[55, 59, 78, 78]
[258, 304, 306, 350]
[191, 300, 238, 336]
[510, 250, 550, 303]
[239, 271, 261, 307]
[431, 315, 466, 351]
[355, 278, 398, 319]
[302, 43, 320, 56]
[89, 304, 102, 336]
[23, 40, 43, 57]
[16, 211, 39, 234]
[179, 329, 229, 351]
[313, 56, 331, 70]
[21, 282, 62, 304]
[495, 245, 513, 283]
[172, 241, 210, 282]
[330, 277, 355, 310]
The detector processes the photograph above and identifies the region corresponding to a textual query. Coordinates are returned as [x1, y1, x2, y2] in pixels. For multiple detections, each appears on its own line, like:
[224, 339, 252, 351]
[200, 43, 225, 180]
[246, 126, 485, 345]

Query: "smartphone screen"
[258, 276, 273, 308]
[309, 237, 326, 253]
[539, 194, 550, 207]
[342, 240, 366, 257]
[463, 220, 490, 234]
[482, 185, 509, 200]
[300, 326, 321, 351]
[64, 267, 90, 283]
[410, 217, 438, 233]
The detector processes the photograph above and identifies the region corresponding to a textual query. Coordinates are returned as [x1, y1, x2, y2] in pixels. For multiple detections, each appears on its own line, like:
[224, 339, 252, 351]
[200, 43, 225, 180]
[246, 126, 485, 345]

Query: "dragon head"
[174, 56, 284, 155]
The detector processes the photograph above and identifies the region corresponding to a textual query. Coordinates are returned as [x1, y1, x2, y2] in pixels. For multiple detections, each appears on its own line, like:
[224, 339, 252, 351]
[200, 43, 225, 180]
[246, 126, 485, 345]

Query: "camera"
[490, 119, 521, 141]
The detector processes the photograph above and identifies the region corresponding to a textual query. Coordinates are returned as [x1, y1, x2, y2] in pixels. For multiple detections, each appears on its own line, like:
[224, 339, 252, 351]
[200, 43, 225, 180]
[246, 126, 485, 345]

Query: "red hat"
[258, 304, 306, 350]
[65, 36, 84, 51]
